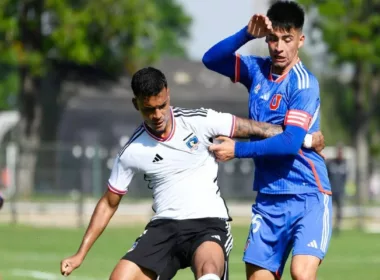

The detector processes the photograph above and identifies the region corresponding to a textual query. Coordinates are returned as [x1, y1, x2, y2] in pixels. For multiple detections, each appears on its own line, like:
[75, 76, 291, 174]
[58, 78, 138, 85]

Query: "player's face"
[266, 28, 305, 73]
[133, 87, 171, 134]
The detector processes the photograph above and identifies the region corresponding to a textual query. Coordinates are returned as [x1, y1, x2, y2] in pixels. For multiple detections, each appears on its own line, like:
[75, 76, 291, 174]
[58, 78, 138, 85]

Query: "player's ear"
[132, 98, 139, 111]
[298, 33, 305, 48]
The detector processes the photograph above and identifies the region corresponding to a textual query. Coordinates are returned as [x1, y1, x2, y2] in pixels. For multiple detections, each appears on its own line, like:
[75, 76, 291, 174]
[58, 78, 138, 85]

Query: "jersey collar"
[268, 57, 301, 83]
[143, 107, 176, 142]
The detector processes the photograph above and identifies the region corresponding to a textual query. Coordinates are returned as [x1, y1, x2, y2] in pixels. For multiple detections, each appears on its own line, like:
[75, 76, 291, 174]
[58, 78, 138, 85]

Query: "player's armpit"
[232, 117, 283, 139]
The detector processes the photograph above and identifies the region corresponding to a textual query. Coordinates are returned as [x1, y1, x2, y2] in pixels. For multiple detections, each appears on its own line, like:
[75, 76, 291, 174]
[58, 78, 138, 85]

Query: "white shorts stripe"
[320, 194, 330, 252]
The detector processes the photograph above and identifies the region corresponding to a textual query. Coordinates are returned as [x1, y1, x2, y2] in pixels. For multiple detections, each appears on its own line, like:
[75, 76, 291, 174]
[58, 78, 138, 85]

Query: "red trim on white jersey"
[144, 108, 176, 142]
[108, 183, 127, 195]
[285, 110, 312, 130]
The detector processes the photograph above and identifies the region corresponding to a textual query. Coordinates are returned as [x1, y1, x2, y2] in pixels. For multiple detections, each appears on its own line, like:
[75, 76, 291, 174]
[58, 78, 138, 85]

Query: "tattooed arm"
[230, 117, 326, 154]
[232, 117, 283, 139]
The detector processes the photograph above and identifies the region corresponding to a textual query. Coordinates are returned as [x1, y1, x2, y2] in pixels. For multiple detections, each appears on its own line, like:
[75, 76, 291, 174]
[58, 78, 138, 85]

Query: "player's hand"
[209, 136, 236, 162]
[247, 14, 273, 38]
[311, 131, 325, 159]
[60, 254, 83, 277]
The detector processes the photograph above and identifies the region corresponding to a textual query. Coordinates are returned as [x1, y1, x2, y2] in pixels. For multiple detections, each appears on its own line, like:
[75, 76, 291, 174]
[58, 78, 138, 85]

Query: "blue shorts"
[243, 192, 332, 278]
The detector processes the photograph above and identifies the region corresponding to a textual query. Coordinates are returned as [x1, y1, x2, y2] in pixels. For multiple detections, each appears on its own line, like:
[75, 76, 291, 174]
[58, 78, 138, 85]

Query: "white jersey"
[108, 107, 236, 220]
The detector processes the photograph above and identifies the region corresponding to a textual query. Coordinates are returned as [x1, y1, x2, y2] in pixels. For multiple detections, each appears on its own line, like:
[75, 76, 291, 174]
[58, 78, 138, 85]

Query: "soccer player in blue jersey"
[202, 1, 332, 280]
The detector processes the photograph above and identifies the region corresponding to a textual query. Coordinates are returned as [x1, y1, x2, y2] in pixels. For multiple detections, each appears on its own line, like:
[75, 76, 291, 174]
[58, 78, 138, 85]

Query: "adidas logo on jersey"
[152, 154, 163, 163]
[307, 240, 318, 249]
[211, 235, 221, 241]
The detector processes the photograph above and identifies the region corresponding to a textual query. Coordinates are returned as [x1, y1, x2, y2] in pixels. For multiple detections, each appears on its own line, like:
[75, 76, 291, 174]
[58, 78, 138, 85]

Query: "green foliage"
[0, 67, 18, 110]
[299, 0, 380, 148]
[0, 0, 191, 111]
[0, 0, 191, 75]
[299, 0, 380, 65]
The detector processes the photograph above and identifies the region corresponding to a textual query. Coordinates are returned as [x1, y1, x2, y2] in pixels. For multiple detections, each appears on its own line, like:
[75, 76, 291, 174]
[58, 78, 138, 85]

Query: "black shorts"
[122, 218, 233, 279]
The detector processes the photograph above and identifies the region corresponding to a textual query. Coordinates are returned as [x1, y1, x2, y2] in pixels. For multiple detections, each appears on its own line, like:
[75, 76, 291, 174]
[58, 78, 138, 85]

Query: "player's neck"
[271, 56, 300, 76]
[146, 119, 173, 139]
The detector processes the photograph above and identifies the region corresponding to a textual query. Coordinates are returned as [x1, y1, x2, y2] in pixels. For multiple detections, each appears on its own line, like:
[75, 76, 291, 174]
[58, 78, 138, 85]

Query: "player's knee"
[290, 267, 316, 280]
[201, 261, 223, 277]
[198, 273, 220, 280]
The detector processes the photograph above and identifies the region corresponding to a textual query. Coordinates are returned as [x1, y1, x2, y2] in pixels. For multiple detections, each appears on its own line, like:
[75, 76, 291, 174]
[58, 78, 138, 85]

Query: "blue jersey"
[235, 55, 331, 194]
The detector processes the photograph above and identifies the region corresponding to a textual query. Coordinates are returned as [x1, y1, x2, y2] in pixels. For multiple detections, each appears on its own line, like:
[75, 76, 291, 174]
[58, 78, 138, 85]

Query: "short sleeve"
[201, 109, 236, 139]
[108, 156, 135, 195]
[285, 86, 320, 131]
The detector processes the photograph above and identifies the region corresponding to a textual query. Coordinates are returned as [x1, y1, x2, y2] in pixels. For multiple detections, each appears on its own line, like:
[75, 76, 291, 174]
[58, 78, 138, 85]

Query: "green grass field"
[1, 223, 379, 280]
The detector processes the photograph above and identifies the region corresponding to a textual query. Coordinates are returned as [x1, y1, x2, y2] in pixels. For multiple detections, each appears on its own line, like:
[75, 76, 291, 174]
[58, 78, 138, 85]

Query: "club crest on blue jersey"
[186, 135, 199, 150]
[270, 94, 283, 110]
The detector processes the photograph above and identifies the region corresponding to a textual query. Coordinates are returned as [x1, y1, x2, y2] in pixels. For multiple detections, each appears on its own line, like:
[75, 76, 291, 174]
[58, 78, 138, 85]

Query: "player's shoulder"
[240, 54, 269, 68]
[289, 61, 319, 92]
[118, 124, 146, 158]
[172, 107, 209, 120]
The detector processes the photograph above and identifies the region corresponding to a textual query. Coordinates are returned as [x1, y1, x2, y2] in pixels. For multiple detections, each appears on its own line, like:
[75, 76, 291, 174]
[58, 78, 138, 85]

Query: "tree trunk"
[16, 69, 41, 197]
[353, 62, 370, 229]
[15, 0, 43, 197]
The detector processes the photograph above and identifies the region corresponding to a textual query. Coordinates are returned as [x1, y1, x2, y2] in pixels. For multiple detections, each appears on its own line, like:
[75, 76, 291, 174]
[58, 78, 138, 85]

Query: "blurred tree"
[299, 0, 380, 217]
[0, 0, 191, 195]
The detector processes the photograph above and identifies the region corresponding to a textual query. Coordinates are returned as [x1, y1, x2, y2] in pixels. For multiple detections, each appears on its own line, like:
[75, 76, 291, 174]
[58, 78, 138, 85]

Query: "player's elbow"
[202, 51, 217, 70]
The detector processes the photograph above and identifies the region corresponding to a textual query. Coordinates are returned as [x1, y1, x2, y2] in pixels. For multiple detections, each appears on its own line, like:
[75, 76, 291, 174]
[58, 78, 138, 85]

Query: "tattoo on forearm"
[233, 117, 284, 139]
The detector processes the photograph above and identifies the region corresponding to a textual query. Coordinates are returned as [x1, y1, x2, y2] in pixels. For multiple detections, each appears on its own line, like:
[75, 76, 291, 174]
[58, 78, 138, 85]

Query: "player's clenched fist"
[60, 254, 83, 277]
[247, 14, 273, 38]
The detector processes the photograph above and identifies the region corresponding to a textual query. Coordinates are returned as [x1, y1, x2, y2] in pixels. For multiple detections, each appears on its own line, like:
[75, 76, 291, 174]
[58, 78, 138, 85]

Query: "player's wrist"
[242, 26, 256, 41]
[303, 134, 313, 149]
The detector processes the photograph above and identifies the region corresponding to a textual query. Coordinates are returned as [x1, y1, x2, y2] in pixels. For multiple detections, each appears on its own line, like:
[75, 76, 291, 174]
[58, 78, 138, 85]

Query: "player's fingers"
[61, 261, 72, 276]
[215, 136, 229, 142]
[60, 261, 67, 274]
[208, 144, 218, 152]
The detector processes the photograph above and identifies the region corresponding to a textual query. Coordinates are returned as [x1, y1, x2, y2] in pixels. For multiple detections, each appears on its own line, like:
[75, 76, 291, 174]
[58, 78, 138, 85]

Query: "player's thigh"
[244, 195, 292, 279]
[187, 219, 232, 279]
[292, 193, 332, 279]
[110, 259, 156, 280]
[192, 241, 225, 278]
[123, 219, 177, 277]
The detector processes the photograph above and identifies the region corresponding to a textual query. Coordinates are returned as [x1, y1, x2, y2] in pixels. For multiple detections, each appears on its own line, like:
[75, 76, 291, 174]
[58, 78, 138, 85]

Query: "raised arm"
[202, 26, 253, 87]
[202, 15, 273, 89]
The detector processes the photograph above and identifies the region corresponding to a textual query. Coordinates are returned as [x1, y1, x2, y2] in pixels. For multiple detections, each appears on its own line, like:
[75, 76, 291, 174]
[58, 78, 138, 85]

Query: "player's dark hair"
[131, 67, 168, 98]
[267, 1, 305, 32]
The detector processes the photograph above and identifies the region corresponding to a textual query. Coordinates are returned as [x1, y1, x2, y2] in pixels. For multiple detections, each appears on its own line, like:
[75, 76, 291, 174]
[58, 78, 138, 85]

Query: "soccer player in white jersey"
[60, 67, 325, 280]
